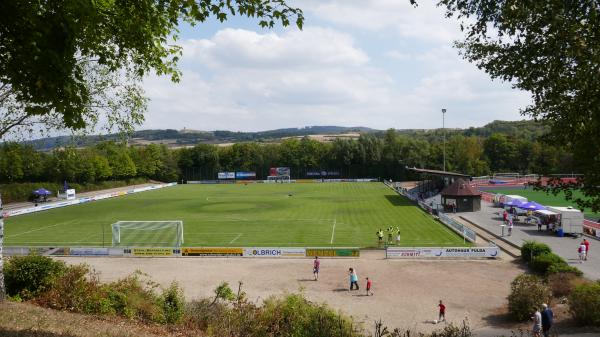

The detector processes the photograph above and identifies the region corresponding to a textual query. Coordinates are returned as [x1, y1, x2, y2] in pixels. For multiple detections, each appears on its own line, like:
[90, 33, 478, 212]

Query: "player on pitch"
[313, 256, 320, 280]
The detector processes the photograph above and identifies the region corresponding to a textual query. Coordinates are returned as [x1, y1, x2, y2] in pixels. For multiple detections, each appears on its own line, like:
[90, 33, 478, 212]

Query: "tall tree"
[436, 0, 600, 211]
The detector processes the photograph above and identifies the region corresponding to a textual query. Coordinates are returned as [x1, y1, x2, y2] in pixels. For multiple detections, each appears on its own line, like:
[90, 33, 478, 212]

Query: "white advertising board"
[387, 247, 500, 259]
[243, 247, 306, 257]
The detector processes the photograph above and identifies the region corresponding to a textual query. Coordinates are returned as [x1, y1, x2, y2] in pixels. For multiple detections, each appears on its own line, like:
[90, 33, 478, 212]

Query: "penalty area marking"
[330, 218, 337, 244]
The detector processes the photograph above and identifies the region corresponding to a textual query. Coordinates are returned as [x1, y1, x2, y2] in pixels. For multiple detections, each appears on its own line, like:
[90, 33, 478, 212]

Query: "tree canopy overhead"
[0, 0, 303, 136]
[433, 0, 600, 211]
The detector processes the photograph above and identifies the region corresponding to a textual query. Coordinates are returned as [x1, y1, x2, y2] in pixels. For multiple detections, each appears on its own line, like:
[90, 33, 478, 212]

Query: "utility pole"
[442, 108, 447, 172]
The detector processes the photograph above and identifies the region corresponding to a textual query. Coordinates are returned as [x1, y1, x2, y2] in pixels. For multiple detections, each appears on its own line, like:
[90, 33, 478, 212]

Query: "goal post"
[111, 221, 184, 247]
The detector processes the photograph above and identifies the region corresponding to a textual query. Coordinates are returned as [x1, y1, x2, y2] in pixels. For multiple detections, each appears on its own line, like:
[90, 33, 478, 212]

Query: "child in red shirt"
[366, 277, 373, 296]
[438, 300, 446, 323]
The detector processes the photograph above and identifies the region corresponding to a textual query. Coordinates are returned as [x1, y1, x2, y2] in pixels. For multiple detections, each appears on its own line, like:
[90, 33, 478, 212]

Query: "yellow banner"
[182, 247, 243, 256]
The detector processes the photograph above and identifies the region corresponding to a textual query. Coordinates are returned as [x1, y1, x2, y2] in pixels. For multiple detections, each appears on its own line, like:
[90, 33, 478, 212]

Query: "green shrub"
[102, 271, 161, 322]
[4, 255, 66, 300]
[35, 264, 106, 314]
[530, 252, 567, 275]
[568, 282, 600, 326]
[158, 282, 185, 324]
[521, 241, 552, 263]
[547, 263, 583, 277]
[507, 274, 551, 321]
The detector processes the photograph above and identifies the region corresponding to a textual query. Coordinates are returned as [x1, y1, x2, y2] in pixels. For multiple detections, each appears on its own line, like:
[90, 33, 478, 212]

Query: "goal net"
[111, 221, 184, 247]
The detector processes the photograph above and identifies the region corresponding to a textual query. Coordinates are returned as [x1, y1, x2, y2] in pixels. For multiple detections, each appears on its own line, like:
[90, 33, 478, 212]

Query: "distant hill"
[23, 120, 547, 151]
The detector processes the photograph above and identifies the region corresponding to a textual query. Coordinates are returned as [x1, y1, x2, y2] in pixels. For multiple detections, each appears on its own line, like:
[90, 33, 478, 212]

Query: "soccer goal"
[111, 221, 184, 247]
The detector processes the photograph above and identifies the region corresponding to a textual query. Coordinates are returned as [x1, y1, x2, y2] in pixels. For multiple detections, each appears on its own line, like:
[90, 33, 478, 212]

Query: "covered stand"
[440, 178, 481, 212]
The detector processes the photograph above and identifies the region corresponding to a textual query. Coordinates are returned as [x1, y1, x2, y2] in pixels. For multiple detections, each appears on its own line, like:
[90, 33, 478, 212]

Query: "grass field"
[486, 188, 599, 219]
[4, 183, 469, 248]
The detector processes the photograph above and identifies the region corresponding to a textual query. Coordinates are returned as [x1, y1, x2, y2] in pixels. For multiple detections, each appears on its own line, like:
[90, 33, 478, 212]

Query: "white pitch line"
[229, 233, 242, 244]
[330, 218, 337, 244]
[6, 220, 76, 238]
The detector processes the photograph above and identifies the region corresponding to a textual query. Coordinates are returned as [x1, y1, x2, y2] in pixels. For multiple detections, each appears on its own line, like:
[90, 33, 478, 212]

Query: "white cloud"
[141, 5, 531, 132]
[300, 0, 463, 42]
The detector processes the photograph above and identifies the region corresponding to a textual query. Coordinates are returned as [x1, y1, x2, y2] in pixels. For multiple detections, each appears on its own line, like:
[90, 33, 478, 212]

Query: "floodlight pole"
[442, 108, 447, 172]
[0, 193, 6, 300]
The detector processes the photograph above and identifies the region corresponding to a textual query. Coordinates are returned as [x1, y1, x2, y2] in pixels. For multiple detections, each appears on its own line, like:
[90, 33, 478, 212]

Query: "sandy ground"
[58, 251, 524, 335]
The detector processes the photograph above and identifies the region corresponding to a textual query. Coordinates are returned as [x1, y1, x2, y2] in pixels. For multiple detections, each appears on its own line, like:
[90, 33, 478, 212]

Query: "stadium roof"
[441, 179, 481, 197]
[408, 167, 471, 179]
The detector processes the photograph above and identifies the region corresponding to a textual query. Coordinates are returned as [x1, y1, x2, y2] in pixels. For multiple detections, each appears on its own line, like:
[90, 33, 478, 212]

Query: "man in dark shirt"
[541, 303, 553, 337]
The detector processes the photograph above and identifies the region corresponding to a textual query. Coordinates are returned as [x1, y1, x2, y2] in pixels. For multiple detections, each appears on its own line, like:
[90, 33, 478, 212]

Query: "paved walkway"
[2, 183, 157, 211]
[461, 201, 600, 280]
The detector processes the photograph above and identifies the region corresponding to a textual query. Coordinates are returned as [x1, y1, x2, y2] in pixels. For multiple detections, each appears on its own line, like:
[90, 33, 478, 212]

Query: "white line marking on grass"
[229, 233, 242, 244]
[330, 218, 337, 244]
[6, 220, 77, 238]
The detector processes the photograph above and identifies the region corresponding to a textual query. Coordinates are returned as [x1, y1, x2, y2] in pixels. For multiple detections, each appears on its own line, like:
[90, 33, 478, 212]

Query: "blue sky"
[142, 0, 531, 132]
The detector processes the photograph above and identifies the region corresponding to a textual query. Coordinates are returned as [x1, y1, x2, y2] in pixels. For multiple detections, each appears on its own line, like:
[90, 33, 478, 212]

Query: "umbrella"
[504, 199, 524, 207]
[518, 201, 546, 211]
[33, 188, 52, 196]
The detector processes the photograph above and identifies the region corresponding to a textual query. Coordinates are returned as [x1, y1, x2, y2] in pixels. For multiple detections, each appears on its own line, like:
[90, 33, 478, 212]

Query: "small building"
[440, 178, 481, 212]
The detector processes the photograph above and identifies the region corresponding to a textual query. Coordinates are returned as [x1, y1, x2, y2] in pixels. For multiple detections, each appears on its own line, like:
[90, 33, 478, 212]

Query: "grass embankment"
[5, 183, 468, 248]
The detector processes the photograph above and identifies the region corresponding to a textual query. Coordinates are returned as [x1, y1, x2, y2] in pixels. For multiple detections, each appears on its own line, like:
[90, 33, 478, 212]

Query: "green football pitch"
[4, 183, 468, 248]
[486, 188, 600, 219]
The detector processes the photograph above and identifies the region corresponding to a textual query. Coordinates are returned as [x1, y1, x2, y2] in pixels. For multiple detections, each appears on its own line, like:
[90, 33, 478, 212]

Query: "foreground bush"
[158, 282, 185, 324]
[548, 272, 589, 298]
[507, 274, 551, 321]
[569, 282, 600, 326]
[529, 252, 567, 275]
[521, 241, 552, 263]
[546, 263, 583, 277]
[4, 255, 66, 300]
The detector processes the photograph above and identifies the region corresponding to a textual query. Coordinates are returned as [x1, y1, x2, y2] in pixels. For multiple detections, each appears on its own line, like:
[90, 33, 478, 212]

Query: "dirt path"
[58, 251, 523, 334]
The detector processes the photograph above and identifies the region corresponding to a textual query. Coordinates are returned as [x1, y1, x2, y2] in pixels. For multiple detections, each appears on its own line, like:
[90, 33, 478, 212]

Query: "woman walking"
[349, 268, 359, 291]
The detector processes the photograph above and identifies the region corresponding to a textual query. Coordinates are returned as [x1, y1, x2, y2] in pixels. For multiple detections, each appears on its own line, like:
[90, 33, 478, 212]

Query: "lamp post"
[442, 108, 446, 172]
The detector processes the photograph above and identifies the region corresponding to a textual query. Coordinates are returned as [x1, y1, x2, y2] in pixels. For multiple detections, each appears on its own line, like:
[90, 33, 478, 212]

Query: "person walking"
[508, 216, 514, 236]
[532, 307, 542, 337]
[387, 227, 393, 245]
[541, 303, 553, 337]
[578, 241, 587, 263]
[313, 256, 320, 281]
[349, 268, 359, 291]
[437, 300, 446, 323]
[503, 209, 508, 225]
[377, 229, 384, 246]
[583, 238, 590, 260]
[365, 277, 373, 296]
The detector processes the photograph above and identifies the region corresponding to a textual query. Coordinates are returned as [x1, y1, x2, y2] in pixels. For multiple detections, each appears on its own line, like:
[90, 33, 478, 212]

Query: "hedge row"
[520, 241, 582, 276]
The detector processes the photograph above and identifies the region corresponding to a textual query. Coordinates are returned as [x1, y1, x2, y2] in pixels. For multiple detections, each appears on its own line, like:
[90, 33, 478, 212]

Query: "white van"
[546, 206, 584, 236]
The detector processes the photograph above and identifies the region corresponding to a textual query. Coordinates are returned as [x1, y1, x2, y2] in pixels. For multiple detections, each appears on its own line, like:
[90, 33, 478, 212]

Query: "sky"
[142, 0, 532, 132]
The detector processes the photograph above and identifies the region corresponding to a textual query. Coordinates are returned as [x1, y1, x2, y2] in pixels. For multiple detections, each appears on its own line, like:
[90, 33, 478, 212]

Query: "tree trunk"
[0, 193, 5, 300]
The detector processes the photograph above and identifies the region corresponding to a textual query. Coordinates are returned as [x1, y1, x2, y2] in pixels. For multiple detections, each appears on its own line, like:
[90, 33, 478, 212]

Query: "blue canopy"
[504, 199, 524, 207]
[518, 201, 546, 211]
[33, 188, 52, 196]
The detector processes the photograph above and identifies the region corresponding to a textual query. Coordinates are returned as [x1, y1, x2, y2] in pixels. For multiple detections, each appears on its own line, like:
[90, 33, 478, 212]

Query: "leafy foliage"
[529, 253, 567, 275]
[158, 282, 186, 324]
[520, 241, 552, 263]
[4, 255, 66, 300]
[568, 281, 600, 326]
[436, 0, 600, 212]
[507, 274, 551, 321]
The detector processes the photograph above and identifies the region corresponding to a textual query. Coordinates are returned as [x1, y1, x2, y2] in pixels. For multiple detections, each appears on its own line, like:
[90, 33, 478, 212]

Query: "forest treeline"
[0, 128, 577, 185]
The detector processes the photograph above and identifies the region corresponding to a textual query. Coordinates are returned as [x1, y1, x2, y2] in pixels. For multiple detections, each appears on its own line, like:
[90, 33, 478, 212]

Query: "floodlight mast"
[442, 108, 447, 172]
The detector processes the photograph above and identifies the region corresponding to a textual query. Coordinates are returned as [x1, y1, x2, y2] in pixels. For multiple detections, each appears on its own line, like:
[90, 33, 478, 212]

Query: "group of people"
[531, 304, 554, 337]
[578, 238, 590, 263]
[377, 227, 401, 246]
[312, 257, 373, 296]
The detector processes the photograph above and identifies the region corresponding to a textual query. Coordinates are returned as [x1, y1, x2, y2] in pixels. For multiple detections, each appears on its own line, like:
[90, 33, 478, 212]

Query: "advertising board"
[218, 172, 236, 179]
[243, 248, 306, 257]
[182, 247, 243, 256]
[269, 167, 291, 177]
[235, 172, 256, 179]
[127, 248, 177, 257]
[69, 248, 110, 256]
[386, 247, 500, 259]
[305, 248, 360, 257]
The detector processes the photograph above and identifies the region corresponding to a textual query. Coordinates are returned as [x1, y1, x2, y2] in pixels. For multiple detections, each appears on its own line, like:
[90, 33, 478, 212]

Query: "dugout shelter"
[408, 167, 471, 198]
